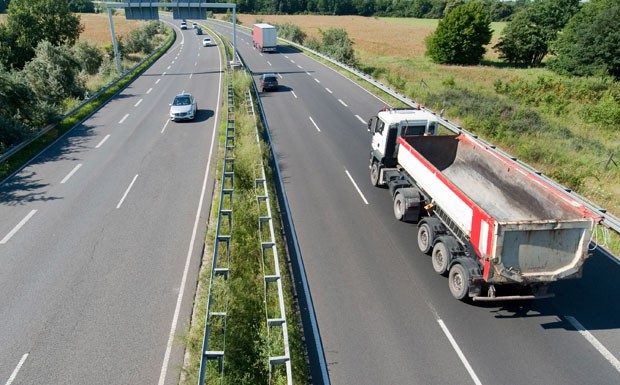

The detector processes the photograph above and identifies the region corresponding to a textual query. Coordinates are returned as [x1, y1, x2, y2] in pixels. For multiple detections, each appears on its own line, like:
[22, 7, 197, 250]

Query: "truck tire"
[448, 264, 470, 301]
[431, 241, 450, 276]
[393, 192, 405, 221]
[417, 223, 433, 254]
[370, 161, 380, 186]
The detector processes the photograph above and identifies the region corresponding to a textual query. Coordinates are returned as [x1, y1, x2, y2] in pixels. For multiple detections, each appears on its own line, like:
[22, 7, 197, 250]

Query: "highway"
[0, 24, 221, 385]
[210, 21, 620, 385]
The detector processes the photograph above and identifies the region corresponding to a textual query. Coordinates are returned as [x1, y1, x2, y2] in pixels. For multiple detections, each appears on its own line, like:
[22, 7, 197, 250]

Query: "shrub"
[73, 41, 104, 75]
[425, 2, 491, 65]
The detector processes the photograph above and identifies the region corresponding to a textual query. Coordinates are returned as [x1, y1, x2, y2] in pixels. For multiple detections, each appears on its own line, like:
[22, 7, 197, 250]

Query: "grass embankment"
[235, 14, 620, 252]
[180, 66, 308, 384]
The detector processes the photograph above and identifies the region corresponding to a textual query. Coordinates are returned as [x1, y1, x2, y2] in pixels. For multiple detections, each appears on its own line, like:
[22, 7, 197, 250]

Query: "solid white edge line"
[157, 36, 223, 385]
[118, 113, 129, 124]
[1, 210, 37, 245]
[96, 134, 110, 148]
[60, 163, 82, 184]
[339, 99, 348, 107]
[291, 91, 298, 99]
[356, 114, 366, 124]
[4, 353, 28, 385]
[134, 99, 143, 107]
[325, 88, 333, 94]
[147, 87, 153, 94]
[116, 174, 139, 209]
[437, 319, 482, 385]
[309, 116, 321, 132]
[565, 316, 620, 372]
[345, 169, 369, 205]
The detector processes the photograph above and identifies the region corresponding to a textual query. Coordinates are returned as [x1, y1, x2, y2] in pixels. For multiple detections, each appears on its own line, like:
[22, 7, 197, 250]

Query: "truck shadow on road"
[484, 249, 620, 331]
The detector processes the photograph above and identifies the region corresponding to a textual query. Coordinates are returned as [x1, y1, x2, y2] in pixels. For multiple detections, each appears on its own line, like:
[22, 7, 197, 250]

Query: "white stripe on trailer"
[397, 142, 473, 235]
[479, 220, 489, 256]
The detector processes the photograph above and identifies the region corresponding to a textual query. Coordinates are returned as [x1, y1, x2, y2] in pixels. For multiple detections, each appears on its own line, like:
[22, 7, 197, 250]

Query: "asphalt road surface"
[0, 24, 221, 385]
[210, 21, 620, 385]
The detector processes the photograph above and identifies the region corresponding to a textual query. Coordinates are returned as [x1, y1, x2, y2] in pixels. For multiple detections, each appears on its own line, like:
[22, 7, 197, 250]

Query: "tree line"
[424, 0, 619, 79]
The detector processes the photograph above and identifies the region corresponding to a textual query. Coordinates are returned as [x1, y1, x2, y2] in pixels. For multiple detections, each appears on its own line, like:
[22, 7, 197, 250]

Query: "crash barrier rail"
[197, 77, 235, 384]
[245, 89, 293, 384]
[0, 25, 174, 164]
[234, 42, 332, 385]
[274, 36, 619, 248]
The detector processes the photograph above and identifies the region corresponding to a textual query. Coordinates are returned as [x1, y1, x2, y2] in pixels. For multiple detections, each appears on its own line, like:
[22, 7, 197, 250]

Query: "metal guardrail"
[276, 37, 620, 242]
[245, 89, 293, 385]
[234, 43, 331, 385]
[197, 79, 236, 384]
[0, 26, 174, 164]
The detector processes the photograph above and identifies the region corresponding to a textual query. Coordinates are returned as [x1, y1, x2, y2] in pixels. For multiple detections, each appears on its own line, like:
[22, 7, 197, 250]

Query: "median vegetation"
[181, 60, 308, 384]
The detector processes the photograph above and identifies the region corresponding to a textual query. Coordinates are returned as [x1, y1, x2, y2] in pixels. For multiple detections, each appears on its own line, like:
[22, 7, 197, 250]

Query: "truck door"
[383, 124, 399, 167]
[371, 117, 387, 158]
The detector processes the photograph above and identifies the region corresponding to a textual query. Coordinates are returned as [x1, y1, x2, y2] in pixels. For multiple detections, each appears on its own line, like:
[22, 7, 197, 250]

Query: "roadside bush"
[22, 41, 85, 107]
[581, 91, 620, 127]
[276, 22, 306, 44]
[73, 41, 104, 75]
[317, 28, 358, 68]
[124, 28, 153, 54]
[0, 116, 35, 152]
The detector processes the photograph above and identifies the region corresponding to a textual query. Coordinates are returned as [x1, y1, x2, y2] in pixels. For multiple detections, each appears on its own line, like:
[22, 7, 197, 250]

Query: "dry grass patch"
[79, 13, 143, 45]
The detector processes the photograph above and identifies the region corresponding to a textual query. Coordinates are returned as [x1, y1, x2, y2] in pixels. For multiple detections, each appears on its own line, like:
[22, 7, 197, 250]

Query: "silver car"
[169, 93, 197, 121]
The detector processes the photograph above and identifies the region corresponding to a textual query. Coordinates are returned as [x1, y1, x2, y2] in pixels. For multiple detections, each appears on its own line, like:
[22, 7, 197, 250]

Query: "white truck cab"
[368, 107, 439, 185]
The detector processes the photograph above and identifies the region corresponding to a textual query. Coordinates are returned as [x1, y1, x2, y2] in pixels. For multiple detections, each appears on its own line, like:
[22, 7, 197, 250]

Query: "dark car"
[260, 73, 279, 92]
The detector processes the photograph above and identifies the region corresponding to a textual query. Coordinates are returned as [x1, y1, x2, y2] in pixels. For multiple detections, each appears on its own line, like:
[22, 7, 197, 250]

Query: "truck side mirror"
[367, 117, 376, 133]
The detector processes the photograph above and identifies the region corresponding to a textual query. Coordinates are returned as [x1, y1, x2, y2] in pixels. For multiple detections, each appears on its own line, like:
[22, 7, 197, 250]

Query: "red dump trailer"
[368, 108, 601, 301]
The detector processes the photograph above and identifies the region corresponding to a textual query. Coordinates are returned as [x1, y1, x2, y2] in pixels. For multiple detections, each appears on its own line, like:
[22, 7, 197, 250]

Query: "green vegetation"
[181, 54, 308, 384]
[425, 2, 491, 65]
[549, 0, 620, 78]
[494, 0, 580, 66]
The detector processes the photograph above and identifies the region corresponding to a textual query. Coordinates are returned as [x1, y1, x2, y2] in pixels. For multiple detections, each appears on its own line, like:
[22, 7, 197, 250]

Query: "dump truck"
[253, 23, 277, 53]
[368, 107, 601, 301]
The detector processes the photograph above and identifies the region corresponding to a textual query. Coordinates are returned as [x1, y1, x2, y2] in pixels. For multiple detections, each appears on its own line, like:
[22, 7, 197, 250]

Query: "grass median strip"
[181, 64, 308, 384]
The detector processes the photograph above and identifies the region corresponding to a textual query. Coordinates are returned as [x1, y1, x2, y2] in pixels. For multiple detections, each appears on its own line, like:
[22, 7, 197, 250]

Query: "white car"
[192, 22, 197, 29]
[169, 93, 197, 121]
[202, 37, 214, 47]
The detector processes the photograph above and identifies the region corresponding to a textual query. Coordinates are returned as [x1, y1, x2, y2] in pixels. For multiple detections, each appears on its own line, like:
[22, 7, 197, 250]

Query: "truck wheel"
[370, 161, 380, 186]
[431, 241, 450, 276]
[393, 193, 405, 221]
[417, 223, 433, 254]
[448, 264, 470, 301]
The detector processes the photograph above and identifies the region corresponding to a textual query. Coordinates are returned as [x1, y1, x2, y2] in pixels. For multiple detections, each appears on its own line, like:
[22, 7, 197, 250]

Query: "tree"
[22, 41, 85, 107]
[425, 2, 491, 65]
[549, 0, 620, 78]
[494, 0, 580, 66]
[3, 0, 83, 69]
[319, 28, 358, 67]
[276, 22, 307, 44]
[68, 0, 95, 13]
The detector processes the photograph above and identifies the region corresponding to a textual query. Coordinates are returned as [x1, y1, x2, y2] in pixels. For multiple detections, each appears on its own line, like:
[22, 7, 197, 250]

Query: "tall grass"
[181, 67, 309, 384]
